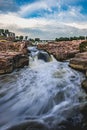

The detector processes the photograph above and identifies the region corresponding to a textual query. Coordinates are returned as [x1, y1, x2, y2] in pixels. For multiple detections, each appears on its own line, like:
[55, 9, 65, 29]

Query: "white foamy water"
[0, 47, 87, 130]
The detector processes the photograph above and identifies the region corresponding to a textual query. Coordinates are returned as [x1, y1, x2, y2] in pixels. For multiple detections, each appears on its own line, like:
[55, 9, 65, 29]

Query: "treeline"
[55, 36, 87, 42]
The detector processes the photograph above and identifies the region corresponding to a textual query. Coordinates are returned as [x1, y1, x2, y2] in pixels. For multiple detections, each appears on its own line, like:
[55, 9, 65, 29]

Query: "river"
[0, 47, 87, 130]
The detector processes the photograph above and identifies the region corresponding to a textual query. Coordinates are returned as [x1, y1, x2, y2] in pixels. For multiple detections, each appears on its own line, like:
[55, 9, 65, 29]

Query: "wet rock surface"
[37, 51, 51, 62]
[0, 40, 29, 74]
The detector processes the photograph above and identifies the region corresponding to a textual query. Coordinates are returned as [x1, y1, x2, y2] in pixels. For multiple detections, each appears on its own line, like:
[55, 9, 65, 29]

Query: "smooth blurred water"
[0, 47, 87, 130]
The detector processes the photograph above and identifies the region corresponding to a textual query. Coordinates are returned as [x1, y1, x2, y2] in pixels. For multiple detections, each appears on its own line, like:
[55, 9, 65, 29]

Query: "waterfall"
[0, 46, 87, 130]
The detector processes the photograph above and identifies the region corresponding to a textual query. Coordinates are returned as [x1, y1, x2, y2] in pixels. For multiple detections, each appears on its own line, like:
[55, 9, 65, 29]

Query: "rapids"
[0, 46, 87, 130]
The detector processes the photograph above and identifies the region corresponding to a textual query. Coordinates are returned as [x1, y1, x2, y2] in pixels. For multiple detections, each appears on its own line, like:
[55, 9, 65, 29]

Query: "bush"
[79, 41, 87, 52]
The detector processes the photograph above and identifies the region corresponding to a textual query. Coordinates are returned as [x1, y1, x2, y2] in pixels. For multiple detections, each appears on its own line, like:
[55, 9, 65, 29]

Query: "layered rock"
[37, 40, 82, 61]
[69, 52, 87, 92]
[0, 40, 29, 74]
[69, 52, 87, 71]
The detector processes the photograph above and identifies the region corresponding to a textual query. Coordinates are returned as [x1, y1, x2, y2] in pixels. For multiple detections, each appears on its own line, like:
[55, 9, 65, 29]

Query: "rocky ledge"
[69, 52, 87, 92]
[0, 40, 29, 74]
[37, 40, 83, 61]
[69, 41, 87, 92]
[69, 52, 87, 71]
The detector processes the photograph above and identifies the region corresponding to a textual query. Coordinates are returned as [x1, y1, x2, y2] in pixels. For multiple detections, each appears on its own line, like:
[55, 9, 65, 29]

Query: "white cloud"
[0, 0, 87, 39]
[19, 0, 58, 17]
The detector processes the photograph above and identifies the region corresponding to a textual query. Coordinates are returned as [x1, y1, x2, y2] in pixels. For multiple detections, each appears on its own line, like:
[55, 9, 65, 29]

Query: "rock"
[82, 79, 87, 93]
[37, 40, 82, 61]
[13, 54, 29, 68]
[69, 52, 87, 71]
[38, 51, 51, 62]
[0, 56, 13, 74]
[0, 40, 29, 74]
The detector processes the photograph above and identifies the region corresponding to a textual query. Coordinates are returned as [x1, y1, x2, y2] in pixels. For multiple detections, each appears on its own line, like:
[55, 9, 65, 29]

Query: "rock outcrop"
[37, 40, 82, 61]
[69, 41, 87, 92]
[37, 51, 51, 62]
[69, 52, 87, 71]
[0, 40, 29, 74]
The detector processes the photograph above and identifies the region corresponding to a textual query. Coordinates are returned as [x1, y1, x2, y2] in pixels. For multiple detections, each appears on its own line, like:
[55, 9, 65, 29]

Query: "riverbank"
[37, 40, 83, 61]
[0, 40, 29, 74]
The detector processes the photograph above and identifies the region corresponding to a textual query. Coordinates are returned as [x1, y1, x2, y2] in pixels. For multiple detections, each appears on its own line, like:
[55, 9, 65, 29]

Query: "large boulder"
[0, 40, 29, 74]
[38, 51, 51, 62]
[0, 56, 13, 74]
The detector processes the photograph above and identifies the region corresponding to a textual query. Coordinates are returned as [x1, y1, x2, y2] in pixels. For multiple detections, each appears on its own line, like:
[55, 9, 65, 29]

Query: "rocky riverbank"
[37, 40, 83, 61]
[0, 40, 29, 74]
[69, 41, 87, 92]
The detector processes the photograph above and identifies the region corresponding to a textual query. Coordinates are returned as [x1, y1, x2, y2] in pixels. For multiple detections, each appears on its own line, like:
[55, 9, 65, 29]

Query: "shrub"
[79, 41, 87, 52]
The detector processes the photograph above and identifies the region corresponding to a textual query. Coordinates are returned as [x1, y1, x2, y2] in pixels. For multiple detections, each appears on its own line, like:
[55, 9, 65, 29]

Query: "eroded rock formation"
[0, 40, 29, 74]
[69, 41, 87, 92]
[37, 40, 82, 61]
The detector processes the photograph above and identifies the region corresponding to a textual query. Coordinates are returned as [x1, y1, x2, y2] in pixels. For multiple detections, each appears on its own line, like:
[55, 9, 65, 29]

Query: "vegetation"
[35, 38, 40, 42]
[55, 36, 86, 42]
[0, 28, 87, 43]
[79, 41, 87, 52]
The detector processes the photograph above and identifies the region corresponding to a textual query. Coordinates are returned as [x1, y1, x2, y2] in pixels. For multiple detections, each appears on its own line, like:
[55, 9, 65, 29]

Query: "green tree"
[25, 36, 28, 41]
[5, 29, 9, 37]
[19, 35, 23, 41]
[29, 38, 35, 42]
[35, 38, 40, 42]
[79, 36, 85, 40]
[0, 29, 4, 35]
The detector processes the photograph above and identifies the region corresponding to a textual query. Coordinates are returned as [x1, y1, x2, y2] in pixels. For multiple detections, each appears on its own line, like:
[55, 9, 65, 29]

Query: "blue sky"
[0, 0, 87, 39]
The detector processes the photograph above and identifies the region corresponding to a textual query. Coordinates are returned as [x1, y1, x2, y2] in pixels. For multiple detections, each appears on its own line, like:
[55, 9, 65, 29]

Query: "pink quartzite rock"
[37, 40, 83, 61]
[0, 41, 29, 74]
[69, 52, 87, 71]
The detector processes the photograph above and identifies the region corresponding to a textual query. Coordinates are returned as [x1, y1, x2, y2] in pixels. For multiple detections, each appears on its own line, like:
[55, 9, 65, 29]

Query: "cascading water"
[0, 46, 87, 130]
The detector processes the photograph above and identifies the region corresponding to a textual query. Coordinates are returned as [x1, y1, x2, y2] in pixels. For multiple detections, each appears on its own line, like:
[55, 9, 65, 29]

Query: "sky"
[0, 0, 87, 40]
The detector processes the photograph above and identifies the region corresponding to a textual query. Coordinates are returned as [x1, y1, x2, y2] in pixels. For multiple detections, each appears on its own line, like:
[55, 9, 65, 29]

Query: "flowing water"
[0, 47, 87, 130]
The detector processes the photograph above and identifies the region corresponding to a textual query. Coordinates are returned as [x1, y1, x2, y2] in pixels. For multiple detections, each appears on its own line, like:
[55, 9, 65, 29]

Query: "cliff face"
[0, 40, 29, 74]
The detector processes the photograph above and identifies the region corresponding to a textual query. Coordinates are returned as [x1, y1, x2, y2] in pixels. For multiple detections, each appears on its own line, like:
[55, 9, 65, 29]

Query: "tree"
[29, 38, 35, 42]
[79, 36, 85, 40]
[35, 38, 40, 42]
[25, 36, 28, 41]
[19, 35, 23, 41]
[0, 29, 4, 35]
[5, 29, 9, 37]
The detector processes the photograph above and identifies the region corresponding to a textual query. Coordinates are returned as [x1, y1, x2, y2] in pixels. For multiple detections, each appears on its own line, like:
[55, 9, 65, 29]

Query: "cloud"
[19, 0, 59, 17]
[0, 12, 87, 40]
[0, 0, 19, 13]
[0, 0, 87, 39]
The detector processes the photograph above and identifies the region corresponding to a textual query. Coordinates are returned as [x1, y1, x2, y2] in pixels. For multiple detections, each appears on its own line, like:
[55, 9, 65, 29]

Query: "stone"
[0, 40, 29, 74]
[82, 79, 87, 93]
[38, 51, 51, 62]
[69, 52, 87, 71]
[37, 40, 82, 61]
[0, 56, 13, 74]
